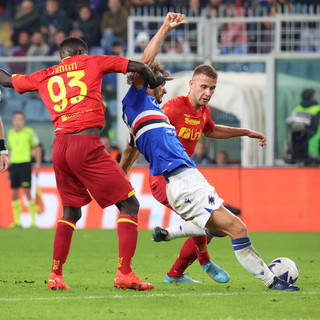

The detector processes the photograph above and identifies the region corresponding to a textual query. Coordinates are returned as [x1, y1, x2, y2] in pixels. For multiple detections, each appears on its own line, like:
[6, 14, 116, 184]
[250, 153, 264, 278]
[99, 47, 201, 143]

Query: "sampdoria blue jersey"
[122, 85, 195, 176]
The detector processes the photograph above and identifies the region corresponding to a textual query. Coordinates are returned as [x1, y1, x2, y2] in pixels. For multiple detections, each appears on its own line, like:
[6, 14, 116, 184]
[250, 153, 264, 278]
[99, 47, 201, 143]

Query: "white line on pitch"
[0, 291, 319, 302]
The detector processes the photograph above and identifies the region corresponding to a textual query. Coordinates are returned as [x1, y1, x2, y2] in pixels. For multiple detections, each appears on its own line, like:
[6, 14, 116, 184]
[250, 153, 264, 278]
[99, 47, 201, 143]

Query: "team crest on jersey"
[203, 113, 207, 121]
[208, 195, 215, 205]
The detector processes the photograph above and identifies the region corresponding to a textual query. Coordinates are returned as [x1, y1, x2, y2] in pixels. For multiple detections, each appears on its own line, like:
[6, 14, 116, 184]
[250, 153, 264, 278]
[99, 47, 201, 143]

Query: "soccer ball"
[268, 257, 299, 284]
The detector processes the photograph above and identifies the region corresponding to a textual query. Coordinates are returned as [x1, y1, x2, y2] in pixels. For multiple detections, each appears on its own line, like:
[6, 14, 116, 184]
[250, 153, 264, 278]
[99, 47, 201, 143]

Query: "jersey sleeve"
[94, 55, 129, 75]
[203, 107, 215, 133]
[162, 100, 179, 126]
[11, 72, 41, 94]
[29, 129, 40, 147]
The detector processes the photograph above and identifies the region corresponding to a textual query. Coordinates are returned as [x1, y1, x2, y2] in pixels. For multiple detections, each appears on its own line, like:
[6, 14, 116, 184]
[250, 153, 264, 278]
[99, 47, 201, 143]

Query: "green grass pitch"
[0, 229, 319, 320]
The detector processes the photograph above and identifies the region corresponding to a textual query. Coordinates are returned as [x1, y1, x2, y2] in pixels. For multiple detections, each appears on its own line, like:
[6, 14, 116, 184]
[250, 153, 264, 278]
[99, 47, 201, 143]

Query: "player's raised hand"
[164, 12, 188, 30]
[247, 130, 267, 147]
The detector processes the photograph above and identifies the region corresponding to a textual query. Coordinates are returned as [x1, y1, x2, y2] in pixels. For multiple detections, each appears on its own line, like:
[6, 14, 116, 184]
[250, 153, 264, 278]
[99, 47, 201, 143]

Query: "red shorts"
[53, 134, 134, 208]
[149, 174, 173, 210]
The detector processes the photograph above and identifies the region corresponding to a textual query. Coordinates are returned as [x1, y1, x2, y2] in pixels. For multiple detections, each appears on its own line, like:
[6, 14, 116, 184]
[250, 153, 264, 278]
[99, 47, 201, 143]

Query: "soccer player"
[7, 111, 42, 228]
[0, 115, 9, 172]
[0, 36, 162, 291]
[120, 16, 299, 291]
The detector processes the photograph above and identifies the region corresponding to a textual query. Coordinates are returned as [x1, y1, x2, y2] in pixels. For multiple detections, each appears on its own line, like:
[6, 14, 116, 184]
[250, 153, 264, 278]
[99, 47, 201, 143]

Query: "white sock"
[166, 221, 208, 239]
[232, 237, 275, 287]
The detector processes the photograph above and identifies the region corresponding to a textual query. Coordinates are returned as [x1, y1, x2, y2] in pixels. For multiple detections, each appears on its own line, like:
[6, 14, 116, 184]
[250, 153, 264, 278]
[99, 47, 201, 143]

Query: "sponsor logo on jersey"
[178, 127, 202, 140]
[184, 114, 200, 125]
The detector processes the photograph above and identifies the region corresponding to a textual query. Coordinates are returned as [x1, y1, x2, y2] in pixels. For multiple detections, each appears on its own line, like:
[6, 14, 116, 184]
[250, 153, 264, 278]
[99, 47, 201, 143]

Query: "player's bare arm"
[0, 69, 13, 88]
[120, 143, 141, 176]
[141, 12, 188, 66]
[127, 60, 163, 90]
[204, 125, 267, 146]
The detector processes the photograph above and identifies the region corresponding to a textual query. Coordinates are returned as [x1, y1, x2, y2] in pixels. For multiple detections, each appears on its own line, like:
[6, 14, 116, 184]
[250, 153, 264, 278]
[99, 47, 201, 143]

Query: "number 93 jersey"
[11, 55, 129, 135]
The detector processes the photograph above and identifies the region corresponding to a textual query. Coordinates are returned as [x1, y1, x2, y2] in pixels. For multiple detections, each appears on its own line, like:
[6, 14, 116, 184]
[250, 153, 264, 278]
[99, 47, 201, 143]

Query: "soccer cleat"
[114, 270, 154, 291]
[164, 273, 201, 283]
[48, 272, 70, 290]
[200, 260, 230, 283]
[268, 276, 300, 291]
[153, 226, 170, 242]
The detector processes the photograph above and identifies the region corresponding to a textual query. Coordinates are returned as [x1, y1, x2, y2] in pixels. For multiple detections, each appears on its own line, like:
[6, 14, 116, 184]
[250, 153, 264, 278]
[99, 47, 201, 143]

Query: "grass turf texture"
[0, 229, 319, 320]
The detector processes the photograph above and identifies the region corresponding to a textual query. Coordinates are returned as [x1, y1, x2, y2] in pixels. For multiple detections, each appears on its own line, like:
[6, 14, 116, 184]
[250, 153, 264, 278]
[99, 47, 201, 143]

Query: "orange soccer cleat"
[48, 272, 70, 290]
[114, 270, 154, 291]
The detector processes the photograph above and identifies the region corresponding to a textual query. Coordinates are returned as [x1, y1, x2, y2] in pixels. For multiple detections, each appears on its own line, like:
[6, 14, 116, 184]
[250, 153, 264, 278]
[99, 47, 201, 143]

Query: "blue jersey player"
[120, 13, 299, 292]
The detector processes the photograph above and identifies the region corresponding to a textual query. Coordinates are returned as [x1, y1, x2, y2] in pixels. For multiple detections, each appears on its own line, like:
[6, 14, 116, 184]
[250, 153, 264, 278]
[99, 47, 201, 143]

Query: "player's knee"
[117, 195, 140, 217]
[62, 206, 82, 222]
[233, 217, 248, 237]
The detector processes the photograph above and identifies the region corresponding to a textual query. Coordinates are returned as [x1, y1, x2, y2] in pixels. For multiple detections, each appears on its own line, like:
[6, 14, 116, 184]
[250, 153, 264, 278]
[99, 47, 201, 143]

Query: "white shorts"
[166, 167, 224, 229]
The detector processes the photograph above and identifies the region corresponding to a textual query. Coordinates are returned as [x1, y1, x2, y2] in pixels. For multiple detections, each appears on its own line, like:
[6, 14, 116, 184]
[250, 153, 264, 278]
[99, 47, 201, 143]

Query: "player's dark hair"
[59, 37, 88, 55]
[127, 61, 165, 85]
[193, 64, 218, 80]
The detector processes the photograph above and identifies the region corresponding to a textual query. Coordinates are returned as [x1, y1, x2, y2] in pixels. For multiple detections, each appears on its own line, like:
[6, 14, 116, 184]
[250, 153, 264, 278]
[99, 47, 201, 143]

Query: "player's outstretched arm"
[205, 125, 267, 147]
[141, 12, 188, 66]
[0, 69, 13, 88]
[120, 143, 141, 176]
[127, 60, 164, 89]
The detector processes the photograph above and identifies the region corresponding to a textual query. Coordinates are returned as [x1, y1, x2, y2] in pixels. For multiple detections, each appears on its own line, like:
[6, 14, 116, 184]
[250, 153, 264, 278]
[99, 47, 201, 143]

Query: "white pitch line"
[0, 291, 319, 302]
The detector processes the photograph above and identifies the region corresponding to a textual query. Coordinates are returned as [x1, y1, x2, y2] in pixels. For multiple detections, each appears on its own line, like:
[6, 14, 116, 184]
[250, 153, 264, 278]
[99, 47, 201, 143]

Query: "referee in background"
[7, 111, 42, 228]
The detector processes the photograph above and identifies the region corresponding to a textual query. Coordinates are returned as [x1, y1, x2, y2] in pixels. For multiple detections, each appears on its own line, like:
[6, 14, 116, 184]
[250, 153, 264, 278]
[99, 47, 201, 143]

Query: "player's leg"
[48, 135, 91, 290]
[150, 174, 227, 283]
[24, 187, 36, 228]
[113, 195, 153, 290]
[48, 206, 80, 290]
[11, 188, 22, 228]
[74, 136, 153, 290]
[9, 165, 22, 228]
[205, 205, 298, 290]
[165, 237, 200, 283]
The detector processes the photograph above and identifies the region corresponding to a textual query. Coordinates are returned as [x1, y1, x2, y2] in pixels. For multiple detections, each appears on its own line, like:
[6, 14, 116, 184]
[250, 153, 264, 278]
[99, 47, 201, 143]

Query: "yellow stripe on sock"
[128, 189, 135, 198]
[58, 219, 76, 230]
[117, 218, 138, 226]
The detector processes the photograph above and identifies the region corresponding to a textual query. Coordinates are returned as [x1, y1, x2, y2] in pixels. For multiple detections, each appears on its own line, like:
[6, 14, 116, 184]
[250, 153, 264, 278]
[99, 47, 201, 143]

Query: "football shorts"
[166, 167, 223, 229]
[9, 162, 32, 188]
[53, 134, 134, 208]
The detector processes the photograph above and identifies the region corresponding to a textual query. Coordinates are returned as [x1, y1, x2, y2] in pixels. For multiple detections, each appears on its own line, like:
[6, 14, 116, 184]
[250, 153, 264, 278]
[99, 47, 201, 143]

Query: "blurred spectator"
[219, 0, 249, 55]
[134, 31, 149, 53]
[70, 4, 101, 49]
[8, 31, 30, 74]
[10, 0, 41, 46]
[248, 8, 273, 54]
[191, 140, 213, 165]
[102, 41, 125, 97]
[48, 31, 66, 56]
[203, 0, 222, 18]
[26, 32, 50, 73]
[189, 0, 201, 16]
[171, 0, 189, 9]
[41, 0, 70, 44]
[215, 151, 230, 165]
[100, 136, 122, 162]
[100, 0, 128, 55]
